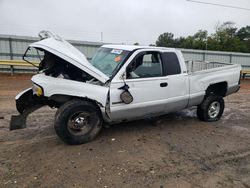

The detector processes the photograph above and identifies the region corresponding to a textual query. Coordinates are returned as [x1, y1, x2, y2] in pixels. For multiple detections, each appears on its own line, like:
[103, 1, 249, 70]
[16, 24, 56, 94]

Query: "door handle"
[160, 82, 168, 87]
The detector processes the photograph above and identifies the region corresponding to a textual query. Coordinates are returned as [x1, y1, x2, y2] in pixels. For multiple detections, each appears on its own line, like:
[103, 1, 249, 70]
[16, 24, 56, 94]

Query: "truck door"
[160, 52, 189, 113]
[109, 51, 171, 121]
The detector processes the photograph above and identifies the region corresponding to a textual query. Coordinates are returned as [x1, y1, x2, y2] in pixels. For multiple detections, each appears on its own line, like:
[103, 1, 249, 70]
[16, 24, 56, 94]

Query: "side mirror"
[118, 83, 133, 104]
[120, 90, 133, 104]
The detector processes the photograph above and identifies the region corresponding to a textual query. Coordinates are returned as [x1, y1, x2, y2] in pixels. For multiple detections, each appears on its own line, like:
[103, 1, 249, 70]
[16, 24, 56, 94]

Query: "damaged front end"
[10, 31, 110, 130]
[10, 87, 48, 130]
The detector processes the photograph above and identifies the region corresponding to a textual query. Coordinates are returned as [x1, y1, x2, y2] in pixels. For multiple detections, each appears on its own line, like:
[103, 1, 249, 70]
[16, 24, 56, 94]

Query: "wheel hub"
[208, 101, 220, 118]
[73, 116, 86, 129]
[68, 112, 90, 132]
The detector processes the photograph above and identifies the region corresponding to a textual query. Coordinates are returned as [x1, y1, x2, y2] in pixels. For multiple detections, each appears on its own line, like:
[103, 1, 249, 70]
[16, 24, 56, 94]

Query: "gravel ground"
[0, 74, 250, 188]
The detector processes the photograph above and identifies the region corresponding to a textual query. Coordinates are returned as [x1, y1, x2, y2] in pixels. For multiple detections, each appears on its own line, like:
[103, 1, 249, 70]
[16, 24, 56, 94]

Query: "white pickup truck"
[10, 32, 241, 144]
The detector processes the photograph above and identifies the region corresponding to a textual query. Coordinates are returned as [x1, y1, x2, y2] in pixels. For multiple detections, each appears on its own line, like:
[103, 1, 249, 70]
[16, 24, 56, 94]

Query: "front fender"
[31, 74, 109, 107]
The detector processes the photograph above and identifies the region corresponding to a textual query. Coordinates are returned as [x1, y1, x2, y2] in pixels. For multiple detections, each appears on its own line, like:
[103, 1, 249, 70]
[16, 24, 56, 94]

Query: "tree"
[181, 36, 194, 49]
[236, 26, 250, 52]
[193, 30, 208, 50]
[193, 30, 208, 40]
[156, 32, 175, 47]
[237, 26, 250, 41]
[212, 22, 241, 52]
[174, 37, 186, 48]
[155, 23, 250, 53]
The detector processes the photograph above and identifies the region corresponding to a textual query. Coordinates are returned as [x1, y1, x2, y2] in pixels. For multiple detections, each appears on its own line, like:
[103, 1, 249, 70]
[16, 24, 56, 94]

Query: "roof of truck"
[102, 44, 175, 52]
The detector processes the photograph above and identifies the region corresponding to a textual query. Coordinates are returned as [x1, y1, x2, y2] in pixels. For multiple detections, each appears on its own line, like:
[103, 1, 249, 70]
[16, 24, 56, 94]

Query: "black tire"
[54, 99, 103, 145]
[197, 94, 224, 122]
[196, 106, 205, 121]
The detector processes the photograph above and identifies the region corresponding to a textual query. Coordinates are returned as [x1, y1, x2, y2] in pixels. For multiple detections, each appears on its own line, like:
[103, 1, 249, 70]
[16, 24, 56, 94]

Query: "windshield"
[91, 47, 130, 77]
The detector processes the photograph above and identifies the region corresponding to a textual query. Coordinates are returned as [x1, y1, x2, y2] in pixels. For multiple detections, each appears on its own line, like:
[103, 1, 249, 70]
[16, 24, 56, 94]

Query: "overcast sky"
[0, 0, 250, 45]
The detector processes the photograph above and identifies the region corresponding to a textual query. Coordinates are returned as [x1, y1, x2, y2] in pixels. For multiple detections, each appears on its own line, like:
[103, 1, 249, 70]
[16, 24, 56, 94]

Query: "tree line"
[155, 22, 250, 53]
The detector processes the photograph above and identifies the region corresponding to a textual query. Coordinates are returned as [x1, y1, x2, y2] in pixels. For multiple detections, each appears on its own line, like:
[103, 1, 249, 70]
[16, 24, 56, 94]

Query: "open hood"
[30, 36, 109, 83]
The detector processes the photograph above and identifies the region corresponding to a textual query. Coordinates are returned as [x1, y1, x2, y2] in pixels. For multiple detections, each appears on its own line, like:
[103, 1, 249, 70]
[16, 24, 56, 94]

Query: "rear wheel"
[54, 100, 102, 145]
[197, 95, 224, 122]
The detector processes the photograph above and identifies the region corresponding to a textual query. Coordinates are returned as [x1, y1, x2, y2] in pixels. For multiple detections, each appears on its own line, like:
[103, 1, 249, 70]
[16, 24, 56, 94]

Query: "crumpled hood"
[30, 37, 109, 83]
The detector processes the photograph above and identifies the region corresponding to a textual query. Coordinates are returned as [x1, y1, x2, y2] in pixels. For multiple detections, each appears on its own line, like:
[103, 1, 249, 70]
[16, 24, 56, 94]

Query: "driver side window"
[126, 52, 163, 79]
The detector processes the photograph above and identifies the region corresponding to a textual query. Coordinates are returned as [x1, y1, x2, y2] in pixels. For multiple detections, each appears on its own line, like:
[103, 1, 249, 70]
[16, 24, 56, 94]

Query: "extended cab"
[10, 32, 241, 144]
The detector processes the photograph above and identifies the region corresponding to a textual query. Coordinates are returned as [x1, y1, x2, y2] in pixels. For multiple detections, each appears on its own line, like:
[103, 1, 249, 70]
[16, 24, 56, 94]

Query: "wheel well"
[49, 94, 103, 116]
[206, 82, 228, 97]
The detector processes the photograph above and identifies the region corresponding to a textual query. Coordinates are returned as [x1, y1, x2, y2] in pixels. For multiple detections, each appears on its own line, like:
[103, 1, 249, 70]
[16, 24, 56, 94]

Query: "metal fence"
[181, 49, 250, 70]
[0, 34, 250, 73]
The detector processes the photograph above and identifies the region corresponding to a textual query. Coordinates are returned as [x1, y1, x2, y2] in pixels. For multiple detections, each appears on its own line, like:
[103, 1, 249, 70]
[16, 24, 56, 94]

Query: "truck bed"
[185, 61, 235, 73]
[186, 60, 241, 107]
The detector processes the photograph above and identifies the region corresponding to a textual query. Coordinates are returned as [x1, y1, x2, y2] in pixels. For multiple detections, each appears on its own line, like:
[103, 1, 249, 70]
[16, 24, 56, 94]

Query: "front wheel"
[54, 100, 103, 145]
[197, 95, 224, 122]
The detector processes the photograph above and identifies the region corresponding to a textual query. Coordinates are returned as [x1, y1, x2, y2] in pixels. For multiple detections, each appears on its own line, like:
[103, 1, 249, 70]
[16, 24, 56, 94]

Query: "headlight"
[32, 83, 43, 97]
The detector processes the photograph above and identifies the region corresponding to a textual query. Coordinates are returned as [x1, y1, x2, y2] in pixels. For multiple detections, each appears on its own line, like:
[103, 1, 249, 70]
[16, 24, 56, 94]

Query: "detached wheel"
[197, 94, 224, 122]
[54, 100, 102, 145]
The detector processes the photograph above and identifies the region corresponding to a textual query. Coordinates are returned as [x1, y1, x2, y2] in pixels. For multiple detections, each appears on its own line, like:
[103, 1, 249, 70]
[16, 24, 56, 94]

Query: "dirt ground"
[0, 74, 250, 188]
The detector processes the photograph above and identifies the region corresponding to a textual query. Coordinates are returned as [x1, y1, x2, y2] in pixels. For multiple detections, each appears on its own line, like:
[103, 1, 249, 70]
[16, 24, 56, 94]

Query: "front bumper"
[10, 88, 47, 130]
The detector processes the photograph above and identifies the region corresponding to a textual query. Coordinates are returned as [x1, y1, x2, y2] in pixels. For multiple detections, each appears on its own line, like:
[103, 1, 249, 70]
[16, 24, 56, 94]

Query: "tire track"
[199, 149, 250, 168]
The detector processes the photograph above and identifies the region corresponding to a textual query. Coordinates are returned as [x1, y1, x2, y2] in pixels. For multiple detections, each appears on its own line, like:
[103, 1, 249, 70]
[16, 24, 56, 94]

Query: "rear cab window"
[161, 52, 181, 76]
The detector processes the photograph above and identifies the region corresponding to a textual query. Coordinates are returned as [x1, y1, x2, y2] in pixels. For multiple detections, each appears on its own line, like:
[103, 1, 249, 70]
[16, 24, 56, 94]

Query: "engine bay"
[23, 47, 102, 84]
[39, 51, 96, 82]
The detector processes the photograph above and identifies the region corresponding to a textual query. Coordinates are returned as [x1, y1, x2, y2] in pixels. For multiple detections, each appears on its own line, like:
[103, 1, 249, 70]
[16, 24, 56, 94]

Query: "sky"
[0, 0, 250, 45]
